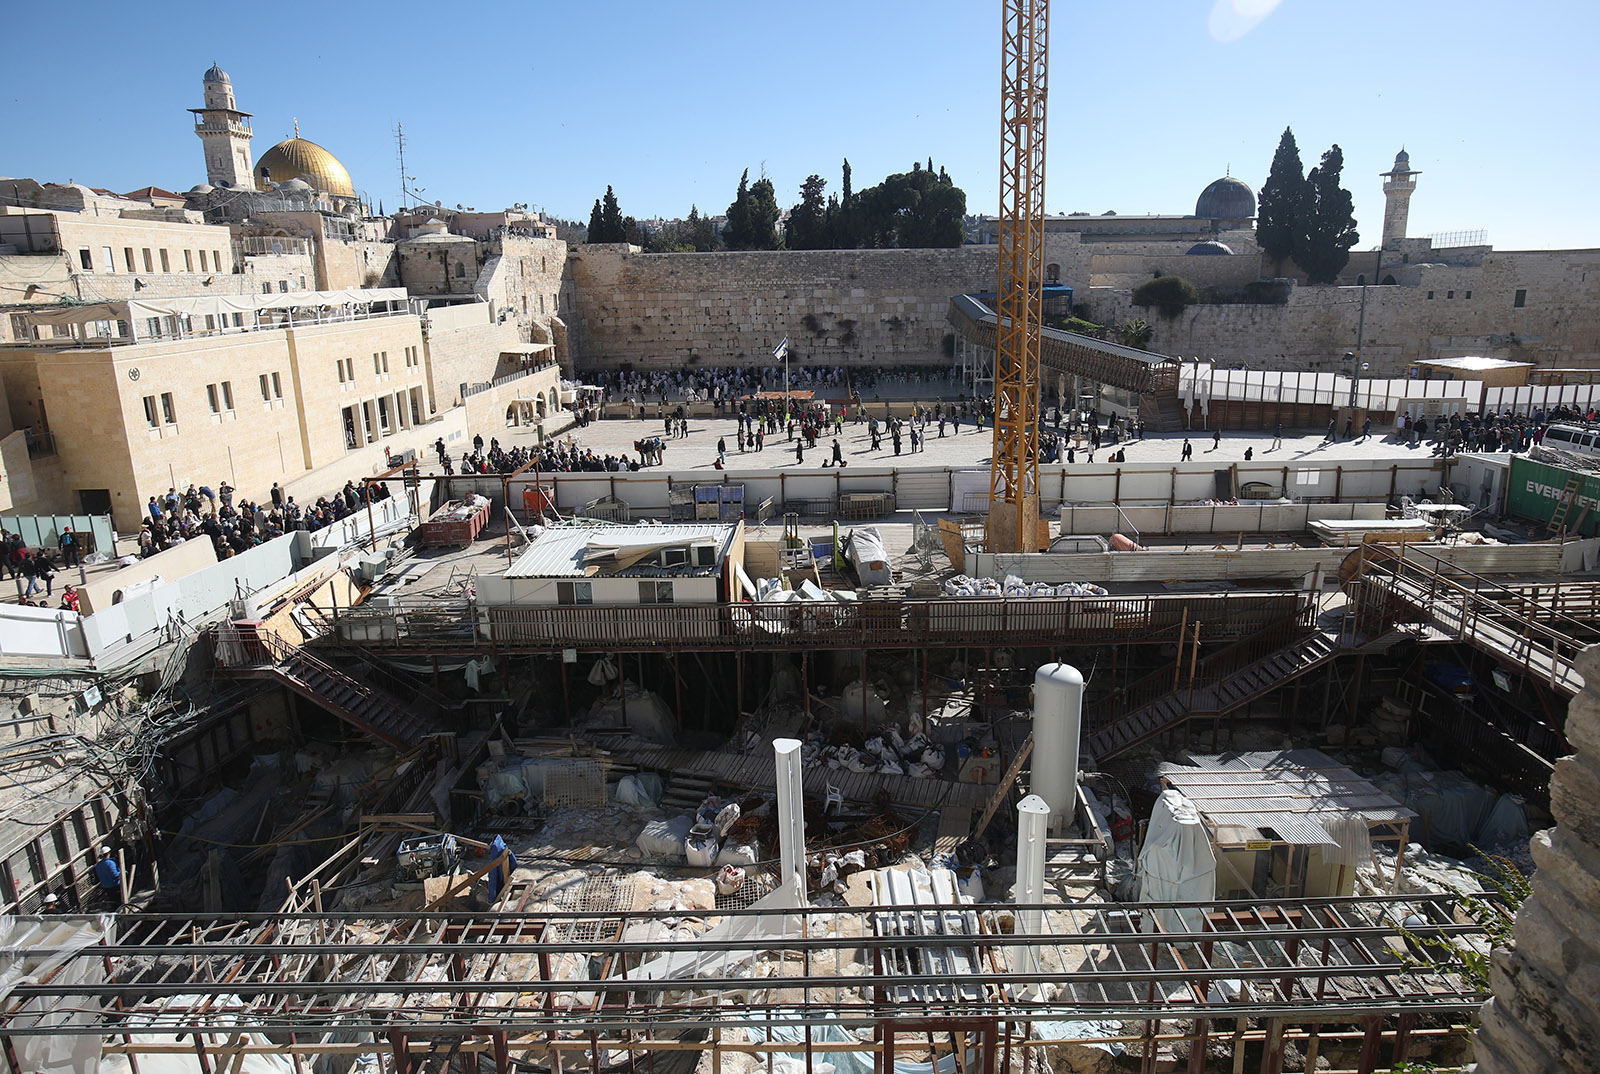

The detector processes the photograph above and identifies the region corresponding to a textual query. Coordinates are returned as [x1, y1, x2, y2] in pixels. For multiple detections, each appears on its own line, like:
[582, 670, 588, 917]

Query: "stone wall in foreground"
[1472, 644, 1600, 1074]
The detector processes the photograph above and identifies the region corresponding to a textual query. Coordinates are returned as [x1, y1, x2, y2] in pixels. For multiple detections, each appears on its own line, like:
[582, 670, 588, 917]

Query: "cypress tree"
[1300, 145, 1360, 284]
[1257, 127, 1306, 275]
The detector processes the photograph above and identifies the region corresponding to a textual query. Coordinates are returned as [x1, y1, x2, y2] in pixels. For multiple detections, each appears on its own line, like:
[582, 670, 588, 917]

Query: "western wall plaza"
[0, 8, 1597, 1072]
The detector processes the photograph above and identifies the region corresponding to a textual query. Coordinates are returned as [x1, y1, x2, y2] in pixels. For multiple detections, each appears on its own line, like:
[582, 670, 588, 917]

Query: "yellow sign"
[1245, 840, 1273, 850]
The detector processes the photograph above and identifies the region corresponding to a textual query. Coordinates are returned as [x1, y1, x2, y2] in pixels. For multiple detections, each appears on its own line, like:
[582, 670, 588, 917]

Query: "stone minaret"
[1379, 149, 1420, 249]
[189, 63, 253, 188]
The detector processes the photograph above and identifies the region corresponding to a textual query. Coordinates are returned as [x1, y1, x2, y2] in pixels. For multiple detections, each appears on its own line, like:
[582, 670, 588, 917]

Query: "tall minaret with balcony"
[1379, 148, 1420, 250]
[188, 63, 253, 188]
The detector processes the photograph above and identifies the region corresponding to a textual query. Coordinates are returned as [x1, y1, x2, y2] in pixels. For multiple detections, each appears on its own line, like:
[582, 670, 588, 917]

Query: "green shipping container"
[1506, 456, 1600, 537]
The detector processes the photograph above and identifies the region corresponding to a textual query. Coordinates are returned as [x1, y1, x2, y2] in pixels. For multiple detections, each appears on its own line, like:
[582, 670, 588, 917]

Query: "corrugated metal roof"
[506, 523, 737, 578]
[1157, 749, 1415, 847]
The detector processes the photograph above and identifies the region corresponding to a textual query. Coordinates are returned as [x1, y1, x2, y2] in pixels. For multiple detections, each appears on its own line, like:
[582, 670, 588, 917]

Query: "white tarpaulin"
[1137, 790, 1216, 934]
[0, 914, 115, 1074]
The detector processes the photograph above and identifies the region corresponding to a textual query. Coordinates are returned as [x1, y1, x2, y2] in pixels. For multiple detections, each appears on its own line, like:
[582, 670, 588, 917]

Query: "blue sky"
[5, 0, 1594, 251]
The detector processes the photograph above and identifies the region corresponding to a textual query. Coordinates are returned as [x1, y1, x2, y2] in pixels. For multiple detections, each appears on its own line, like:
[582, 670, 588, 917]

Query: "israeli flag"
[773, 337, 789, 361]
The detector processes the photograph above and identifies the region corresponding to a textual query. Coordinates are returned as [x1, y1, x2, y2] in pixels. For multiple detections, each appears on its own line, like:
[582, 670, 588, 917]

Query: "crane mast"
[988, 0, 1049, 553]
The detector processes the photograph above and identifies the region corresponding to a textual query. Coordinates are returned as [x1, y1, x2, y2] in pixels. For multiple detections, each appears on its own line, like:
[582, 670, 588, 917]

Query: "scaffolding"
[1, 894, 1486, 1074]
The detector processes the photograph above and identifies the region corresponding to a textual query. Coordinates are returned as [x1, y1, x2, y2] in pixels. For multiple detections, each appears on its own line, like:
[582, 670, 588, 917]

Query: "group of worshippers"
[143, 478, 394, 561]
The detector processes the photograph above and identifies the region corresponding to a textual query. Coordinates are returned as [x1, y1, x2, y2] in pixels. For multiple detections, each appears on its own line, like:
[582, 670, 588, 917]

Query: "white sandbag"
[716, 842, 759, 867]
[615, 773, 664, 807]
[685, 823, 721, 867]
[636, 815, 694, 858]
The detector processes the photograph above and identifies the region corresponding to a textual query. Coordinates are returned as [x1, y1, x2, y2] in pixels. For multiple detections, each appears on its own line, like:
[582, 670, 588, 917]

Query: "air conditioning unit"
[357, 554, 389, 582]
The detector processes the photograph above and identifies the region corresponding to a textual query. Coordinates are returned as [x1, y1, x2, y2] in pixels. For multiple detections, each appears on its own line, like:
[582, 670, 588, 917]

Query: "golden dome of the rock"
[254, 137, 354, 197]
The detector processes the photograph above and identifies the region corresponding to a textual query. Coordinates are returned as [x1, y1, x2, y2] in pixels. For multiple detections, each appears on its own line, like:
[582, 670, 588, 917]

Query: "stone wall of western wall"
[1471, 646, 1600, 1074]
[1081, 248, 1600, 373]
[565, 244, 997, 371]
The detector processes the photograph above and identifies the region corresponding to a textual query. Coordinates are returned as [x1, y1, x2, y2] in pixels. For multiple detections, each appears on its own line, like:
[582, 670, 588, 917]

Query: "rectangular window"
[557, 581, 593, 605]
[1514, 289, 1527, 308]
[272, 372, 282, 398]
[124, 247, 135, 272]
[639, 580, 674, 604]
[382, 351, 389, 373]
[262, 283, 272, 295]
[278, 280, 288, 293]
[1465, 290, 1472, 299]
[377, 396, 391, 433]
[260, 374, 271, 401]
[1427, 291, 1434, 299]
[337, 361, 346, 384]
[142, 249, 153, 273]
[159, 249, 170, 272]
[373, 352, 381, 374]
[1446, 290, 1454, 299]
[221, 381, 233, 410]
[299, 276, 306, 289]
[204, 314, 216, 331]
[77, 247, 92, 271]
[160, 393, 176, 424]
[207, 384, 220, 413]
[142, 396, 158, 429]
[184, 250, 194, 272]
[198, 249, 208, 272]
[101, 246, 113, 273]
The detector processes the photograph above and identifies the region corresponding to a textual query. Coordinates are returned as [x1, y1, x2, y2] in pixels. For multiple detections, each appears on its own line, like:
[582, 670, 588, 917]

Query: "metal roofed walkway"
[948, 292, 1177, 394]
[7, 897, 1486, 1073]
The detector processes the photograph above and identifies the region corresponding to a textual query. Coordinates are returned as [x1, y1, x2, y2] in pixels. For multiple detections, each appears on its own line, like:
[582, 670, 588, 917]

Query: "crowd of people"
[585, 363, 961, 406]
[437, 433, 643, 475]
[140, 478, 397, 562]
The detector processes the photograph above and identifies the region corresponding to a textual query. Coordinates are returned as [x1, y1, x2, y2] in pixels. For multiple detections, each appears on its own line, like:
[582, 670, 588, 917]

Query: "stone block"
[1475, 1000, 1560, 1074]
[1549, 754, 1600, 848]
[1486, 942, 1600, 1072]
[1528, 828, 1600, 931]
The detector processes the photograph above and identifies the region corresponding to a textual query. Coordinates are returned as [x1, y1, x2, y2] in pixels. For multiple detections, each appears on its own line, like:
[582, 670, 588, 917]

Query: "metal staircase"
[213, 626, 438, 749]
[1084, 612, 1340, 763]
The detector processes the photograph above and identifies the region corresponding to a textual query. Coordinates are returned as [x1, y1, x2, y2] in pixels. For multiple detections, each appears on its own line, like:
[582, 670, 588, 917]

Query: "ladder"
[1548, 477, 1582, 536]
[970, 733, 1034, 843]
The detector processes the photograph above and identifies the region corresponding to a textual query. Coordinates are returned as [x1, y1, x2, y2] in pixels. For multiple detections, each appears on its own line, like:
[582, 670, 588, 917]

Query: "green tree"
[621, 215, 646, 248]
[786, 174, 829, 250]
[830, 159, 858, 248]
[724, 170, 751, 248]
[686, 205, 719, 252]
[595, 186, 627, 244]
[853, 159, 967, 248]
[1257, 127, 1306, 275]
[725, 169, 781, 250]
[586, 198, 603, 242]
[1299, 144, 1360, 284]
[1131, 274, 1199, 318]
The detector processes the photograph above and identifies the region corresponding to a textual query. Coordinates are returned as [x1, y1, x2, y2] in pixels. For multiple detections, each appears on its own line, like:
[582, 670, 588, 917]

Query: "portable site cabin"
[1156, 749, 1416, 899]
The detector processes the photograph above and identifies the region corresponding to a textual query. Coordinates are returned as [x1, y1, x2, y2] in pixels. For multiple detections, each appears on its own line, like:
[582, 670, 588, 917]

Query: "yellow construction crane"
[988, 0, 1049, 553]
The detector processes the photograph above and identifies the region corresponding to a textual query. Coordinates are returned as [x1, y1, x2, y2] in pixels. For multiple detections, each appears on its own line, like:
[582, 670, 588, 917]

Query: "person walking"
[1181, 438, 1193, 462]
[1271, 424, 1282, 451]
[831, 439, 843, 467]
[1325, 419, 1337, 443]
[1212, 428, 1221, 451]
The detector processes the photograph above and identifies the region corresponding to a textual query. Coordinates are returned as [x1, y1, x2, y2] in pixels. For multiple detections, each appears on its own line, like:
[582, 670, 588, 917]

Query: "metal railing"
[327, 590, 1306, 654]
[1353, 543, 1591, 692]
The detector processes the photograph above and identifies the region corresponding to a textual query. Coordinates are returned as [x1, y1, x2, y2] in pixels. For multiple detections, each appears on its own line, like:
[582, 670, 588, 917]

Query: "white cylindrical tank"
[1011, 794, 1050, 984]
[1032, 663, 1084, 834]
